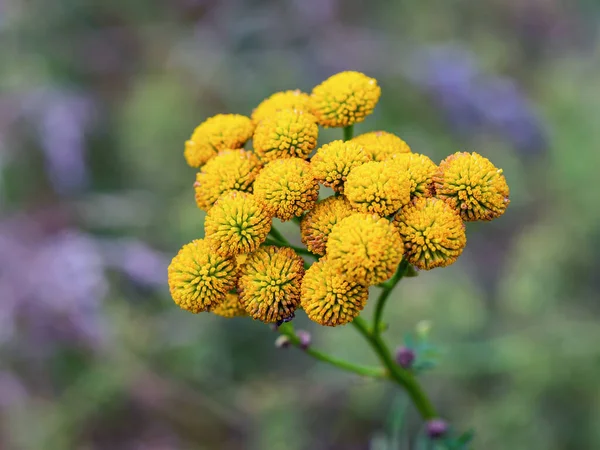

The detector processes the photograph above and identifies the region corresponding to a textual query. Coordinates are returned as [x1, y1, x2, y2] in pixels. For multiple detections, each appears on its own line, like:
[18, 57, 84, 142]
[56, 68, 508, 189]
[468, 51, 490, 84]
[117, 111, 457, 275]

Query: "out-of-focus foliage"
[1, 0, 599, 449]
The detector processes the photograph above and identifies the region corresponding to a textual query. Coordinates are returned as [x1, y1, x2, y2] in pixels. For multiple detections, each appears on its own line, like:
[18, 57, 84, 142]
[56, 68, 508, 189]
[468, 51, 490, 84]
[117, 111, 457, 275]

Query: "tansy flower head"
[167, 239, 237, 313]
[253, 158, 319, 221]
[238, 246, 305, 323]
[211, 292, 247, 318]
[345, 161, 411, 216]
[301, 258, 369, 326]
[327, 213, 404, 286]
[300, 196, 355, 255]
[434, 152, 510, 221]
[311, 140, 371, 193]
[204, 192, 272, 257]
[253, 109, 318, 161]
[310, 71, 381, 128]
[393, 197, 466, 270]
[184, 114, 254, 168]
[389, 153, 437, 200]
[252, 90, 311, 125]
[351, 131, 411, 161]
[194, 149, 263, 210]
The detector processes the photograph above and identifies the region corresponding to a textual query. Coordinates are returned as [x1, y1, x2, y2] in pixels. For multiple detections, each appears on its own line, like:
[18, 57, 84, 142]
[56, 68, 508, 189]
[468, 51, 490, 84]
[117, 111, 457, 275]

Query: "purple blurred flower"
[99, 238, 169, 289]
[17, 90, 96, 195]
[408, 44, 548, 156]
[0, 218, 108, 351]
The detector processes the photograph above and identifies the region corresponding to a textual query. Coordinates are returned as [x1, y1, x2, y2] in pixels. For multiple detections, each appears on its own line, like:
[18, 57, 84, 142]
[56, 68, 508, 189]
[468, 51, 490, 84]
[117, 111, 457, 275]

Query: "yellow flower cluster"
[169, 71, 510, 327]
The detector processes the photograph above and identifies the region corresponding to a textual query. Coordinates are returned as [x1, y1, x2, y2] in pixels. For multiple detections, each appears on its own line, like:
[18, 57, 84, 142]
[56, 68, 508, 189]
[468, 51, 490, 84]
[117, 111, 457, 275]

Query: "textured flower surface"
[194, 149, 263, 210]
[253, 158, 319, 221]
[393, 197, 466, 270]
[253, 109, 318, 161]
[351, 131, 411, 161]
[211, 292, 247, 318]
[389, 153, 437, 200]
[327, 213, 404, 286]
[204, 192, 272, 257]
[310, 71, 381, 128]
[301, 259, 368, 326]
[345, 161, 411, 216]
[252, 90, 311, 125]
[238, 246, 304, 323]
[167, 239, 237, 313]
[300, 196, 355, 255]
[434, 152, 510, 221]
[184, 114, 254, 168]
[311, 140, 371, 193]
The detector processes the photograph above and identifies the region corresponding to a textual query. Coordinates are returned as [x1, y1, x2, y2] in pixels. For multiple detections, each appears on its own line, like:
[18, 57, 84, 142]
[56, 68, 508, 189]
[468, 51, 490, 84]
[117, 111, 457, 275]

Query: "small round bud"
[275, 335, 291, 349]
[426, 419, 448, 439]
[395, 346, 415, 369]
[296, 330, 311, 350]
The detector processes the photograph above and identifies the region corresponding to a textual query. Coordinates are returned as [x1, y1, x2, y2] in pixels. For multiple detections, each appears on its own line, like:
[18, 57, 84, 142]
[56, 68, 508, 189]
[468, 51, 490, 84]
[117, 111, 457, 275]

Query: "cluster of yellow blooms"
[169, 71, 510, 327]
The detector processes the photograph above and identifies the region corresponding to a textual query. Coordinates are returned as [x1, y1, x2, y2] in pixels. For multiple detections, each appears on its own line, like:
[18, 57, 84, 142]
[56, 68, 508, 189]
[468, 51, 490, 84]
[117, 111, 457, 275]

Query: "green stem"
[266, 231, 317, 259]
[343, 125, 354, 141]
[278, 323, 386, 379]
[268, 226, 290, 245]
[352, 316, 437, 419]
[373, 259, 410, 333]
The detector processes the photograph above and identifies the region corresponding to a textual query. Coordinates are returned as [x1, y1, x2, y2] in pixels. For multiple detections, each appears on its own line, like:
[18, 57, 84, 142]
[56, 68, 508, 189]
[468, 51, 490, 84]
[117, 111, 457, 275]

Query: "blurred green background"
[1, 0, 599, 449]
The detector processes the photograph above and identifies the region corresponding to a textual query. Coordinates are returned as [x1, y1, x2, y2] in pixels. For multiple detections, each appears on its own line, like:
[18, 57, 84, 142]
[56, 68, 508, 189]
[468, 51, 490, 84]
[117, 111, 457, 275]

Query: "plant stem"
[266, 230, 317, 258]
[268, 226, 290, 245]
[278, 323, 386, 379]
[373, 259, 410, 333]
[351, 317, 436, 419]
[343, 125, 354, 141]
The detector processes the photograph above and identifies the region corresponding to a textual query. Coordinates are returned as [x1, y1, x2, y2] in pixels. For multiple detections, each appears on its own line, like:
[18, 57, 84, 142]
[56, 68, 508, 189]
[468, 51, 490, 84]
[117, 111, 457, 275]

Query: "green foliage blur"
[1, 1, 600, 449]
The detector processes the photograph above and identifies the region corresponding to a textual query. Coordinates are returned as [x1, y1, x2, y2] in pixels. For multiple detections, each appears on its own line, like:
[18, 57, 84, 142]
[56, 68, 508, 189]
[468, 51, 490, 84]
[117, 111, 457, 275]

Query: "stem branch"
[373, 259, 410, 333]
[278, 323, 386, 379]
[343, 125, 354, 141]
[352, 317, 437, 419]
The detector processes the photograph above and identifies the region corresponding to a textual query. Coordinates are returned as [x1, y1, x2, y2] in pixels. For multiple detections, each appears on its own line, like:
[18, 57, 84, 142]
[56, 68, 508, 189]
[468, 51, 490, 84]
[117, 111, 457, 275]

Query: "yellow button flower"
[211, 292, 247, 318]
[167, 239, 237, 313]
[393, 198, 466, 270]
[345, 161, 411, 216]
[204, 192, 272, 257]
[300, 196, 355, 255]
[253, 158, 319, 221]
[238, 246, 305, 323]
[253, 109, 318, 161]
[434, 152, 510, 221]
[389, 153, 437, 200]
[184, 114, 254, 168]
[301, 258, 368, 326]
[351, 131, 411, 161]
[194, 149, 263, 211]
[251, 90, 311, 125]
[310, 71, 381, 127]
[311, 140, 371, 193]
[326, 213, 404, 286]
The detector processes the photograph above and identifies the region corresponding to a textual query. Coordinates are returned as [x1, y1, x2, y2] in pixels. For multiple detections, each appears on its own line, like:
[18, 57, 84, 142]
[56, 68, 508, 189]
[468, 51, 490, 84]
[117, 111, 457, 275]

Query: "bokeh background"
[1, 0, 599, 449]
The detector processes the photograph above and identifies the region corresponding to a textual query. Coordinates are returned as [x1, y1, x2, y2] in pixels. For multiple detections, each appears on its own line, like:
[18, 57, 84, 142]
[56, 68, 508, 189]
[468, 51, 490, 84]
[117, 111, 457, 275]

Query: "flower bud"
[275, 335, 291, 349]
[395, 346, 415, 369]
[296, 330, 311, 350]
[426, 419, 448, 439]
